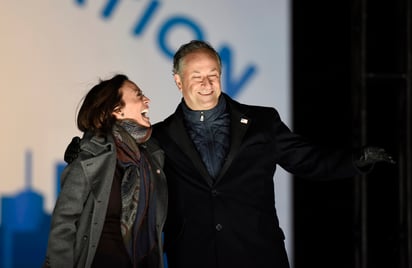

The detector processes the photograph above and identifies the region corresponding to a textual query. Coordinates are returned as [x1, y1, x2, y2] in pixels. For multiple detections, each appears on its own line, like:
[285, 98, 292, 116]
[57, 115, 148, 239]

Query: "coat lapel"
[215, 98, 250, 184]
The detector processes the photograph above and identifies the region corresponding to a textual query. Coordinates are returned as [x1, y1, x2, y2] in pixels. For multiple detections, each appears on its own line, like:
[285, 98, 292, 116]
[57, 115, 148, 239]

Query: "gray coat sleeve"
[44, 159, 91, 267]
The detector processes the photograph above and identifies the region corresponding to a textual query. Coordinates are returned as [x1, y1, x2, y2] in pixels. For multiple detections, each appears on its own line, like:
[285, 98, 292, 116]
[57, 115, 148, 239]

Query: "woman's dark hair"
[77, 74, 128, 135]
[173, 40, 222, 76]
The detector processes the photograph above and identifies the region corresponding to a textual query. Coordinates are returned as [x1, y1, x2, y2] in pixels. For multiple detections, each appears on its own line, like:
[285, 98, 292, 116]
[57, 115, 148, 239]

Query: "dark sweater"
[91, 165, 132, 268]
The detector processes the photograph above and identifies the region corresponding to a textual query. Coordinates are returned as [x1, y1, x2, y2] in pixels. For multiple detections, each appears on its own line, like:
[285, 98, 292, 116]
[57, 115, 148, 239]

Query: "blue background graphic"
[0, 151, 65, 268]
[0, 1, 290, 267]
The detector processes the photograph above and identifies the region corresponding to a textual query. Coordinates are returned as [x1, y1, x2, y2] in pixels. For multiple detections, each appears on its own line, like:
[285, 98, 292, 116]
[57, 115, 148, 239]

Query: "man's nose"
[202, 77, 212, 88]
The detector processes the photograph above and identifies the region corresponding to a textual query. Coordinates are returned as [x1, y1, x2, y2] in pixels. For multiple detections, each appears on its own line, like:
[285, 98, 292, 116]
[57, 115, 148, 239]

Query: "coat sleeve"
[270, 108, 360, 179]
[44, 160, 91, 267]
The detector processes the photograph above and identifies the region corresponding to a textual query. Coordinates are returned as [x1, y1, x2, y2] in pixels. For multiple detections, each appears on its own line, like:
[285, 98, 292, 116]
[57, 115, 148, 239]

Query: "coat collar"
[167, 93, 251, 186]
[181, 94, 227, 123]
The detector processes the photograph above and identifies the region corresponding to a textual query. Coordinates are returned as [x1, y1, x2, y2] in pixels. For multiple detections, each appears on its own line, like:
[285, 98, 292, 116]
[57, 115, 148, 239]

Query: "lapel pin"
[240, 118, 248, 124]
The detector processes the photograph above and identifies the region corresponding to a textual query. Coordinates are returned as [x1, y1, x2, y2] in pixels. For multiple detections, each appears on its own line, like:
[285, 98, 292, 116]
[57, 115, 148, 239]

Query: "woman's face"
[113, 80, 151, 127]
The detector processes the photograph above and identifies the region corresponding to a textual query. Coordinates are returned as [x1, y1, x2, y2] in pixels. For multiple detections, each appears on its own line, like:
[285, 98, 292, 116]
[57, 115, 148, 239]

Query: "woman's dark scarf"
[112, 119, 157, 266]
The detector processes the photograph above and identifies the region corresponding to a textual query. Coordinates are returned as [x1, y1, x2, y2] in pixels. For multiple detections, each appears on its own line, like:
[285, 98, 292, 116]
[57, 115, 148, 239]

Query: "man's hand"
[354, 146, 396, 168]
[64, 136, 81, 164]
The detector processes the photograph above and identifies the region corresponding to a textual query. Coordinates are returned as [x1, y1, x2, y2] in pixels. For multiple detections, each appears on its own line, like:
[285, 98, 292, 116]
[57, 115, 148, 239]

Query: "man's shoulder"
[153, 107, 183, 128]
[223, 93, 278, 114]
[153, 114, 174, 130]
[227, 99, 278, 118]
[152, 111, 180, 140]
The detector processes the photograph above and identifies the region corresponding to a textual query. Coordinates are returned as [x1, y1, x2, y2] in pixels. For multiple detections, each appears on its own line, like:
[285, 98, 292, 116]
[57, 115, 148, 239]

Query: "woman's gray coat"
[44, 133, 167, 268]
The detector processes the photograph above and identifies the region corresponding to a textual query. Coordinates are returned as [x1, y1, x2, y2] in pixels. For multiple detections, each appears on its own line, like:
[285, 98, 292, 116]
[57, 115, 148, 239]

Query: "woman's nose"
[143, 95, 150, 103]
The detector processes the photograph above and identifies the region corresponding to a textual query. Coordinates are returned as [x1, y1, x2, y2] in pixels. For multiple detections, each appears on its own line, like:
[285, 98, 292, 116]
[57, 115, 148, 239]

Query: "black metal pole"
[352, 0, 368, 267]
[405, 0, 412, 265]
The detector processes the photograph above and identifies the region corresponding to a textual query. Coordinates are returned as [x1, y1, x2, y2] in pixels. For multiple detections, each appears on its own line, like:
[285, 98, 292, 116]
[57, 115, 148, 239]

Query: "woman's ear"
[112, 107, 123, 119]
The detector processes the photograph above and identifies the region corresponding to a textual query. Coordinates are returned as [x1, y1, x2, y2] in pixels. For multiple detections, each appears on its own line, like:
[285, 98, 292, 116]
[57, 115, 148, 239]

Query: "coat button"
[211, 189, 218, 196]
[215, 223, 223, 231]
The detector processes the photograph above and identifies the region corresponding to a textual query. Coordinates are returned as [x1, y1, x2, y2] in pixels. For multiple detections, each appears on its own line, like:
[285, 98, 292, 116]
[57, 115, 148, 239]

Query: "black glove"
[64, 136, 81, 164]
[354, 146, 396, 169]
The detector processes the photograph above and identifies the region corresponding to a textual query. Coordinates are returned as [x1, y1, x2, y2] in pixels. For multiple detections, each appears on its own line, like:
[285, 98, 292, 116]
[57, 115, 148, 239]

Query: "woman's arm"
[44, 160, 90, 267]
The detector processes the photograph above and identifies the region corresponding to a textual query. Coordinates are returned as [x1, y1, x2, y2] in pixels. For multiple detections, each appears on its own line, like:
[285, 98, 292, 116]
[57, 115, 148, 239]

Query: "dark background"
[292, 0, 412, 267]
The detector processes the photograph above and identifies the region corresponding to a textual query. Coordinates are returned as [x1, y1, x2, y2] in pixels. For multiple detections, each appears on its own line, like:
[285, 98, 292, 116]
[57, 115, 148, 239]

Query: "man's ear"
[174, 74, 183, 92]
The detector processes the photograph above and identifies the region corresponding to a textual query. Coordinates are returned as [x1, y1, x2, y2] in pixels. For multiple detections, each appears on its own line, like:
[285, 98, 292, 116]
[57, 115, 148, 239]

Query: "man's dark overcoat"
[153, 93, 360, 268]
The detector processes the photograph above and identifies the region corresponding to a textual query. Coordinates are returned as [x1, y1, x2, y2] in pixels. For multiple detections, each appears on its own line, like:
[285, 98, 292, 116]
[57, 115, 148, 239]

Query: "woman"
[44, 74, 167, 268]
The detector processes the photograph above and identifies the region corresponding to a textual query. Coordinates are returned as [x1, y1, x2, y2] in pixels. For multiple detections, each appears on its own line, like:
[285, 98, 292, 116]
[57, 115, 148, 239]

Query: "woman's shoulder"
[79, 132, 115, 157]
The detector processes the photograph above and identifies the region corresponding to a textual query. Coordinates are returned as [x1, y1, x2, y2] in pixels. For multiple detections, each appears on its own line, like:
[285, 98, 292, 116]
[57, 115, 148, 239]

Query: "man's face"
[174, 49, 222, 111]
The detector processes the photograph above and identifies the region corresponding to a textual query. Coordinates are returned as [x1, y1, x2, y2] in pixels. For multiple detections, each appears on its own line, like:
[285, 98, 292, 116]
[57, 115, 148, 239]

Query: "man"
[150, 40, 394, 268]
[65, 40, 394, 268]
